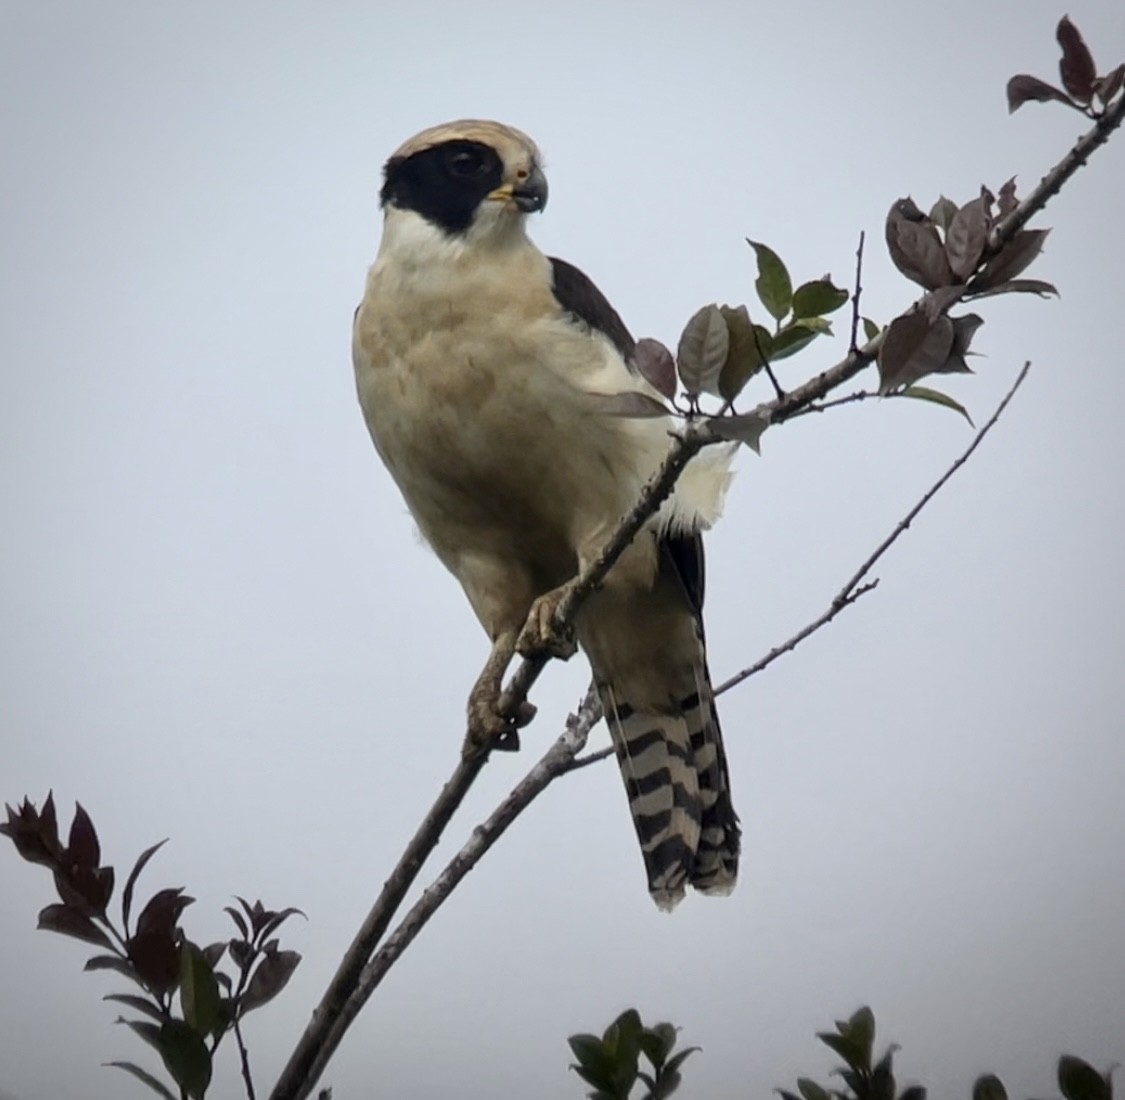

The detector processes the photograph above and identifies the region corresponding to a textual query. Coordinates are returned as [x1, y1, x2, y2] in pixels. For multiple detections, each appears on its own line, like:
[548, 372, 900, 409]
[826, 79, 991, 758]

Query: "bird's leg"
[463, 628, 537, 757]
[516, 583, 579, 661]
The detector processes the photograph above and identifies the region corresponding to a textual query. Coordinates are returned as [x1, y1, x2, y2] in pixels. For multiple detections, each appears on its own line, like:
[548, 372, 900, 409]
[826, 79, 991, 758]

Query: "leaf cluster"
[778, 1006, 1117, 1100]
[568, 1008, 698, 1099]
[571, 1006, 1118, 1100]
[674, 243, 848, 409]
[2, 793, 303, 1099]
[1007, 17, 1123, 118]
[621, 242, 851, 451]
[878, 180, 1055, 396]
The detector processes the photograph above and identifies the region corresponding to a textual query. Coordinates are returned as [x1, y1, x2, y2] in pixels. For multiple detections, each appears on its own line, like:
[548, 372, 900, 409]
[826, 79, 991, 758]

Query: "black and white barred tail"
[599, 662, 740, 910]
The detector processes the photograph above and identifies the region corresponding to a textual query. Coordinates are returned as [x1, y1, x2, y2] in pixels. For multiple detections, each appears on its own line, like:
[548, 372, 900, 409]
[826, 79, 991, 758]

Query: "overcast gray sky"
[2, 2, 1123, 1098]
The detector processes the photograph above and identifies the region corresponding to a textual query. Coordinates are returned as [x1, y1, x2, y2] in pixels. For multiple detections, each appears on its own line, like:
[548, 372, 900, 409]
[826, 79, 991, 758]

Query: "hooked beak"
[488, 164, 549, 214]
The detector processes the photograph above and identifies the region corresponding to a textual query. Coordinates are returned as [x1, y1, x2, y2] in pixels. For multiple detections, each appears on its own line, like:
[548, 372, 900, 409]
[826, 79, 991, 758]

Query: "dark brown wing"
[549, 256, 636, 362]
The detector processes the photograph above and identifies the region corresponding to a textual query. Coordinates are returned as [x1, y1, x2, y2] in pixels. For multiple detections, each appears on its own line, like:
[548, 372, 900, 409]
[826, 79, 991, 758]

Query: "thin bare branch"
[849, 230, 866, 354]
[234, 1018, 257, 1100]
[712, 583, 880, 698]
[269, 753, 488, 1099]
[293, 687, 603, 1090]
[787, 390, 877, 419]
[989, 87, 1125, 247]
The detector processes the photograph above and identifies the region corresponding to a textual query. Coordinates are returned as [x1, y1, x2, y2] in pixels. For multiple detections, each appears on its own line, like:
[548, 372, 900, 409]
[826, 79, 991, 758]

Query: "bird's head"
[379, 120, 548, 241]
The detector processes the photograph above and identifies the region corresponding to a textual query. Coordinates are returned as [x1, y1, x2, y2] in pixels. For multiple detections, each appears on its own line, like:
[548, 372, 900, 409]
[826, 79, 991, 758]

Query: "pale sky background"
[2, 3, 1123, 1099]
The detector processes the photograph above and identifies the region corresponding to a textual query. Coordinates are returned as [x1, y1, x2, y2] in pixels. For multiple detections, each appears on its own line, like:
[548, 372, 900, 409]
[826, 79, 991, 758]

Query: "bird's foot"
[516, 586, 578, 661]
[462, 690, 537, 758]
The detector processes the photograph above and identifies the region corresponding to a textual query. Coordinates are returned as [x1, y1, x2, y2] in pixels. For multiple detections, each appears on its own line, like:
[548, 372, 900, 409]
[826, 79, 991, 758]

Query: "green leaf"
[158, 1019, 212, 1100]
[1058, 1056, 1111, 1100]
[817, 1032, 865, 1072]
[770, 321, 823, 362]
[718, 304, 765, 401]
[663, 1047, 700, 1076]
[104, 1061, 177, 1100]
[747, 240, 793, 322]
[118, 1017, 163, 1053]
[571, 1064, 615, 1093]
[639, 1023, 677, 1072]
[569, 1034, 608, 1071]
[898, 385, 974, 426]
[845, 1006, 876, 1070]
[791, 278, 849, 319]
[180, 941, 223, 1037]
[797, 1078, 831, 1100]
[862, 317, 881, 343]
[676, 305, 730, 397]
[973, 1073, 1009, 1100]
[603, 1010, 642, 1097]
[652, 1069, 684, 1099]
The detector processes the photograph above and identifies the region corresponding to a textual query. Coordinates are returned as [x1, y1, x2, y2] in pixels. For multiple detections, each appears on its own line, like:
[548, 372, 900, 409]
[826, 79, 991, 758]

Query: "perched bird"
[353, 119, 739, 909]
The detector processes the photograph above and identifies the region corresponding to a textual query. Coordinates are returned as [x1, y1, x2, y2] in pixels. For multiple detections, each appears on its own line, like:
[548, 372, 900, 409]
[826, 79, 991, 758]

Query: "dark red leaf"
[0, 793, 63, 866]
[224, 905, 249, 940]
[885, 200, 954, 290]
[950, 314, 985, 357]
[1094, 64, 1125, 107]
[971, 229, 1050, 292]
[128, 927, 182, 994]
[1006, 74, 1079, 113]
[946, 197, 990, 280]
[589, 391, 670, 418]
[997, 177, 1018, 218]
[135, 888, 193, 939]
[202, 941, 227, 968]
[66, 803, 100, 870]
[632, 337, 677, 399]
[86, 954, 144, 985]
[970, 278, 1059, 300]
[256, 907, 306, 947]
[37, 902, 114, 949]
[229, 938, 254, 971]
[928, 196, 959, 232]
[1057, 16, 1097, 103]
[878, 314, 956, 392]
[922, 285, 967, 324]
[240, 949, 301, 1013]
[54, 862, 114, 918]
[122, 839, 168, 936]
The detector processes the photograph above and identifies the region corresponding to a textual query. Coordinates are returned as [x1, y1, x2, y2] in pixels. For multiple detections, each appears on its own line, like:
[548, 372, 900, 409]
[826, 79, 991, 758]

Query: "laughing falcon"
[353, 119, 739, 908]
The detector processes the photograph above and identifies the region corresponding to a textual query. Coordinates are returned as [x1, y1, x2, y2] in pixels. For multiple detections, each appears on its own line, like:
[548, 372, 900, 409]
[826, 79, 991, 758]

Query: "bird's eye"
[447, 149, 488, 177]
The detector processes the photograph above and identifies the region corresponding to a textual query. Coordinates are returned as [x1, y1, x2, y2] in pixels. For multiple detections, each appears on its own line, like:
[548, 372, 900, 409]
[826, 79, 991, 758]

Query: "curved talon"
[517, 588, 578, 660]
[462, 695, 538, 758]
